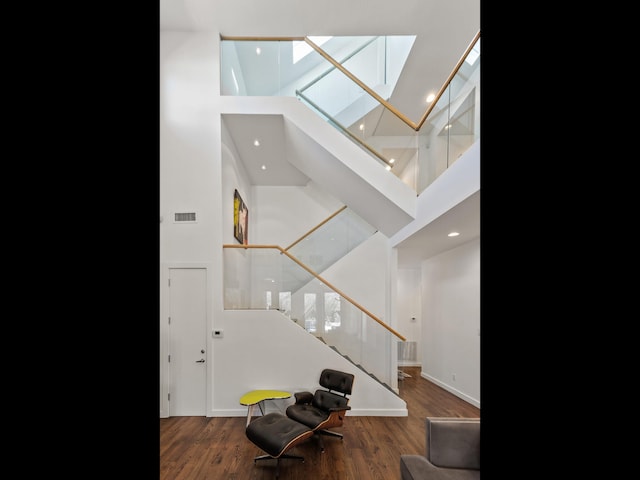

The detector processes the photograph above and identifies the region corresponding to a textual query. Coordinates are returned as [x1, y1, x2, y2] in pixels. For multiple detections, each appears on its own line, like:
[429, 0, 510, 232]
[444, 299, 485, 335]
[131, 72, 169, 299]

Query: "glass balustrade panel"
[221, 40, 285, 96]
[287, 207, 377, 274]
[332, 36, 413, 102]
[300, 36, 414, 118]
[299, 62, 370, 121]
[296, 94, 390, 171]
[445, 41, 480, 165]
[415, 42, 480, 195]
[290, 276, 395, 387]
[416, 85, 451, 194]
[365, 105, 420, 189]
[223, 246, 253, 309]
[311, 36, 376, 65]
[224, 246, 314, 310]
[221, 39, 336, 97]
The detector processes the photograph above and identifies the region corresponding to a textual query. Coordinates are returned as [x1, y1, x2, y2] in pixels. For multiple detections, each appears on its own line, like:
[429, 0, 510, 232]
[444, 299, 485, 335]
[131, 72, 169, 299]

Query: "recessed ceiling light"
[385, 165, 392, 171]
[253, 139, 260, 146]
[261, 165, 266, 170]
[426, 93, 435, 103]
[448, 232, 460, 237]
[256, 47, 261, 55]
[359, 124, 365, 131]
[389, 158, 395, 164]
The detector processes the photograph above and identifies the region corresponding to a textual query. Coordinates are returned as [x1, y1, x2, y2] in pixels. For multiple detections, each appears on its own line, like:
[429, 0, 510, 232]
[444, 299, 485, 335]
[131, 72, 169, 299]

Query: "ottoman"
[245, 412, 314, 478]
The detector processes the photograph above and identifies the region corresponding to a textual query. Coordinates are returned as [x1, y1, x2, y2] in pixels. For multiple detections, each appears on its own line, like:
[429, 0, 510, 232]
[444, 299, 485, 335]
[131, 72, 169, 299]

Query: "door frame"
[160, 262, 213, 418]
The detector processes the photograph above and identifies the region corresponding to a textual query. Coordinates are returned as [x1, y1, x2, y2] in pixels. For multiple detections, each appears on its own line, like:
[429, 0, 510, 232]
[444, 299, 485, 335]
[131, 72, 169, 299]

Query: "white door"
[168, 267, 207, 416]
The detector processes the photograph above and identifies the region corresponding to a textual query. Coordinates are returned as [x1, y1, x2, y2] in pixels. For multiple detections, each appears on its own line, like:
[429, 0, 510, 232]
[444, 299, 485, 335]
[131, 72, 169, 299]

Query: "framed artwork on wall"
[234, 189, 248, 245]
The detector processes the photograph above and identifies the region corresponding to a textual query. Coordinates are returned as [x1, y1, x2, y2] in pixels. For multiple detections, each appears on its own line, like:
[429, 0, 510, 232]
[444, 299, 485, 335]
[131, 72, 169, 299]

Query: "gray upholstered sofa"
[400, 417, 480, 480]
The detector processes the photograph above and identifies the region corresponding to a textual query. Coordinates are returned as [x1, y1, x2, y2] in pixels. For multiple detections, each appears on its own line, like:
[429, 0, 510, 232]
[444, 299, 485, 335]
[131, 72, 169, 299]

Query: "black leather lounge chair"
[285, 368, 355, 451]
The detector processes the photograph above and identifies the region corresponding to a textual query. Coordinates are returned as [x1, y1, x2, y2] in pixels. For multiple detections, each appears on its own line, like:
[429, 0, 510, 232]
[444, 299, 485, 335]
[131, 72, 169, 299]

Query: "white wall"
[396, 267, 422, 365]
[214, 310, 407, 417]
[160, 31, 221, 264]
[160, 31, 224, 418]
[420, 238, 480, 407]
[320, 232, 389, 319]
[251, 183, 342, 246]
[394, 228, 480, 407]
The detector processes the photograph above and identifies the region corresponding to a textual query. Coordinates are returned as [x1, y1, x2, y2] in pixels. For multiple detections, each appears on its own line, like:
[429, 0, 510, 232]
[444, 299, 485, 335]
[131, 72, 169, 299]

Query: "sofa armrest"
[426, 417, 480, 470]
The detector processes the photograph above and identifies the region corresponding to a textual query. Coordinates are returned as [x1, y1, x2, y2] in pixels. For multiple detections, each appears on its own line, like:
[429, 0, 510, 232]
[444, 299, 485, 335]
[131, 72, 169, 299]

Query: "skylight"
[293, 36, 332, 63]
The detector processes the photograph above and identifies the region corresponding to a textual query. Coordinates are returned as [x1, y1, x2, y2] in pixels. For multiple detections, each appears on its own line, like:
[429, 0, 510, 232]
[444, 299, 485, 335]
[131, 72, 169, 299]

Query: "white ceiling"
[161, 0, 481, 267]
[394, 191, 480, 267]
[222, 114, 311, 186]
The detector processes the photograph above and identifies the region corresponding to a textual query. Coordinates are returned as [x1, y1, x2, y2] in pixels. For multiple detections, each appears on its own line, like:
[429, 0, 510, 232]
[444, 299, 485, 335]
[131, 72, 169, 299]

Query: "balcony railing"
[220, 32, 480, 195]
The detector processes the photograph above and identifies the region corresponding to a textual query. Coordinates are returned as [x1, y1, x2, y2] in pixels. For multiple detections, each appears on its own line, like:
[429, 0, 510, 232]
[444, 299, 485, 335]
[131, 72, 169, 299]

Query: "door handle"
[196, 359, 205, 363]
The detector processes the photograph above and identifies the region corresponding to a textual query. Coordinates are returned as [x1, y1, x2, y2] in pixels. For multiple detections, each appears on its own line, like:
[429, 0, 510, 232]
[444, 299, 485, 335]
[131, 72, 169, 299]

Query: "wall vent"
[173, 212, 197, 223]
[398, 341, 417, 362]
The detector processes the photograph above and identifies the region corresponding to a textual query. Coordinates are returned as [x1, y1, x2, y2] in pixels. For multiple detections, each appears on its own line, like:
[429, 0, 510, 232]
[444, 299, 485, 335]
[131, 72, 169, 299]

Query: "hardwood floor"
[159, 367, 480, 479]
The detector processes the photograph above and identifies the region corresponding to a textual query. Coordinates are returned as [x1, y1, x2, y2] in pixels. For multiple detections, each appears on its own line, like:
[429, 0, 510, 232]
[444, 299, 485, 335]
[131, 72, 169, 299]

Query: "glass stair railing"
[220, 33, 480, 195]
[295, 36, 410, 127]
[220, 35, 412, 103]
[223, 244, 405, 389]
[284, 206, 378, 277]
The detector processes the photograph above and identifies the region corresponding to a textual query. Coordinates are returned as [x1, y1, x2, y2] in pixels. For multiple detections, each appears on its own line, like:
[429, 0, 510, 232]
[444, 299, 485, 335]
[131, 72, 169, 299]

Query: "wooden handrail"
[284, 206, 347, 251]
[220, 36, 306, 41]
[223, 244, 406, 341]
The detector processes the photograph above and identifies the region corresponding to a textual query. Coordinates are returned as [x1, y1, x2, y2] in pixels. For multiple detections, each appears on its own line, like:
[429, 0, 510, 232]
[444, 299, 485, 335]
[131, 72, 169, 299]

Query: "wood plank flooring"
[159, 367, 480, 479]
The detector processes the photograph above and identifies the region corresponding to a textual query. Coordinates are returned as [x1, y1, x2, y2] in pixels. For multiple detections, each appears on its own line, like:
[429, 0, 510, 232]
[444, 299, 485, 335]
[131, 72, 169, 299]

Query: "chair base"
[315, 429, 344, 452]
[254, 453, 305, 463]
[254, 454, 305, 478]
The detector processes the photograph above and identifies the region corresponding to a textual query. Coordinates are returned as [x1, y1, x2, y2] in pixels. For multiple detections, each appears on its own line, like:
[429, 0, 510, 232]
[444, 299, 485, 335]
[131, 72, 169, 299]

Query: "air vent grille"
[398, 341, 417, 362]
[174, 212, 197, 223]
